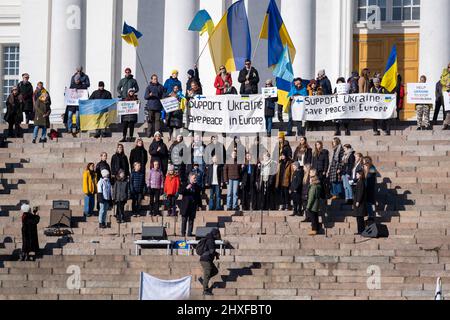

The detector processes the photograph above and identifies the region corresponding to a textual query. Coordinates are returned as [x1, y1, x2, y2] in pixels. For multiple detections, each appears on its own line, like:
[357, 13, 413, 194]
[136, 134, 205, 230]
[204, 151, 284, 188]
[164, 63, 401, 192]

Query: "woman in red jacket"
[164, 164, 181, 216]
[214, 66, 233, 95]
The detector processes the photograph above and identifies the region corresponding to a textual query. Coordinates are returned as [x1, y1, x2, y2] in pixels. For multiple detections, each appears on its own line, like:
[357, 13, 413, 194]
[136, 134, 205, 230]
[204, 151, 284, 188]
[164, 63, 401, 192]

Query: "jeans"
[83, 194, 95, 216]
[67, 110, 80, 131]
[342, 174, 353, 200]
[33, 126, 47, 140]
[209, 185, 222, 210]
[226, 179, 239, 210]
[99, 201, 109, 224]
[265, 116, 273, 135]
[331, 182, 344, 197]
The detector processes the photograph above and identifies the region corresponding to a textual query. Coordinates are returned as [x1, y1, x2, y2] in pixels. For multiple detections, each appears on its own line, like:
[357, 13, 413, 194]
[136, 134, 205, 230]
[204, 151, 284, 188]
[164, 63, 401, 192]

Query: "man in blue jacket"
[164, 70, 182, 95]
[287, 78, 308, 136]
[144, 74, 165, 138]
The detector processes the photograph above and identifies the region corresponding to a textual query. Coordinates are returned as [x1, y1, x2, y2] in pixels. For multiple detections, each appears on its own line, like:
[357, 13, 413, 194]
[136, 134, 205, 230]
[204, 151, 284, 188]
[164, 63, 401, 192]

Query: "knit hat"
[154, 131, 162, 137]
[125, 68, 132, 73]
[187, 69, 195, 77]
[101, 169, 110, 178]
[278, 132, 285, 139]
[171, 70, 179, 75]
[21, 204, 31, 213]
[128, 88, 136, 93]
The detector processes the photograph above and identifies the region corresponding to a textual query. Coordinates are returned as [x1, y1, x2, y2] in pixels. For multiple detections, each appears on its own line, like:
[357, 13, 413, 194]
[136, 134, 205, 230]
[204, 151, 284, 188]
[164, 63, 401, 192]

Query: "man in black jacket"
[17, 73, 34, 125]
[180, 173, 202, 237]
[144, 75, 165, 138]
[90, 81, 113, 138]
[241, 153, 258, 211]
[290, 162, 304, 216]
[238, 59, 260, 95]
[199, 228, 221, 296]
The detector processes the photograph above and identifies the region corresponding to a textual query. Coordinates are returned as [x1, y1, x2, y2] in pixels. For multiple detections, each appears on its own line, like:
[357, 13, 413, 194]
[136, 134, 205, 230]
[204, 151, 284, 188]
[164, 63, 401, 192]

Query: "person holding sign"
[166, 85, 184, 141]
[370, 78, 390, 136]
[415, 75, 433, 131]
[67, 75, 87, 137]
[120, 88, 139, 143]
[333, 77, 351, 136]
[287, 78, 308, 137]
[264, 79, 278, 137]
[90, 81, 112, 139]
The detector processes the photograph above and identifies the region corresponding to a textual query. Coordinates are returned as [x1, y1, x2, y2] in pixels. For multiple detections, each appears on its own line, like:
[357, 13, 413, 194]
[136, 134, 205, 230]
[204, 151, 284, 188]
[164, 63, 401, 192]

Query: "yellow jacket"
[83, 170, 97, 195]
[441, 68, 449, 89]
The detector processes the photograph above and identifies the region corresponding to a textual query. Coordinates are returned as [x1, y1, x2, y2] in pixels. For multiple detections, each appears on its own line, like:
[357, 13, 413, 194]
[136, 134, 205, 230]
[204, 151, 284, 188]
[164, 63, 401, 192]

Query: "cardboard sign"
[161, 96, 181, 114]
[262, 87, 278, 99]
[64, 88, 89, 106]
[117, 101, 140, 116]
[407, 83, 435, 104]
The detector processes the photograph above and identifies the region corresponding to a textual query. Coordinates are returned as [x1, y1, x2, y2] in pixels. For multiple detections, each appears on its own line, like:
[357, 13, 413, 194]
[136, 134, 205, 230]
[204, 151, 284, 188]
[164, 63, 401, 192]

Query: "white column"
[419, 0, 450, 85]
[163, 0, 199, 91]
[120, 0, 138, 83]
[48, 0, 83, 122]
[281, 0, 316, 79]
[339, 0, 354, 79]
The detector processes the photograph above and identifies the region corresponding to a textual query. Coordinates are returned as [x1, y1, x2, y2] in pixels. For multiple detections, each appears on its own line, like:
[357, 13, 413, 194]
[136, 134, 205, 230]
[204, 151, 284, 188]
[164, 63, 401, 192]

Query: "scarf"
[342, 148, 354, 163]
[333, 144, 343, 163]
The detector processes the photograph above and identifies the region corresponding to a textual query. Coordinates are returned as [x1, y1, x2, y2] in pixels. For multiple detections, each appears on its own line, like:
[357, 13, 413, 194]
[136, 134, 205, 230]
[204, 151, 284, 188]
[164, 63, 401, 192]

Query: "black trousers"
[167, 195, 177, 215]
[242, 183, 256, 211]
[260, 182, 275, 210]
[292, 191, 301, 215]
[148, 111, 161, 137]
[200, 261, 219, 291]
[7, 122, 21, 137]
[307, 209, 320, 231]
[277, 186, 290, 208]
[433, 100, 446, 123]
[356, 216, 366, 234]
[132, 193, 143, 215]
[149, 189, 161, 215]
[181, 215, 195, 237]
[122, 121, 135, 138]
[335, 121, 349, 133]
[24, 110, 34, 124]
[372, 119, 388, 132]
[115, 201, 126, 221]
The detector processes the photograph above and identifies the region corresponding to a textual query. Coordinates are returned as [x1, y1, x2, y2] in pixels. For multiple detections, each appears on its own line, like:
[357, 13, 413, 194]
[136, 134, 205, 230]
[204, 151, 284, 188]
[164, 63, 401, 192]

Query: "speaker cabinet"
[49, 209, 72, 228]
[142, 226, 167, 240]
[195, 227, 220, 240]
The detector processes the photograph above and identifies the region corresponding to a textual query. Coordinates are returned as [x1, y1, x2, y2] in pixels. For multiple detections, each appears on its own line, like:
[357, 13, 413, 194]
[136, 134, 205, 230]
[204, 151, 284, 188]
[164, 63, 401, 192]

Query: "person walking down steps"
[198, 228, 221, 296]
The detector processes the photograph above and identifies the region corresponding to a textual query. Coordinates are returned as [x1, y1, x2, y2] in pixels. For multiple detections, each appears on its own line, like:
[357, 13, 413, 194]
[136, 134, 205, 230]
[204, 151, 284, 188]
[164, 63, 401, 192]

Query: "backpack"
[196, 238, 208, 256]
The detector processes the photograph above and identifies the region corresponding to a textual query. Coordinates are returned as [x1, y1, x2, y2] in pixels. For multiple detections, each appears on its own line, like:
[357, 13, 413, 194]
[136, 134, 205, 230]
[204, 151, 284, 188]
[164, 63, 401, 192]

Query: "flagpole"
[195, 39, 210, 66]
[251, 36, 262, 62]
[135, 48, 149, 84]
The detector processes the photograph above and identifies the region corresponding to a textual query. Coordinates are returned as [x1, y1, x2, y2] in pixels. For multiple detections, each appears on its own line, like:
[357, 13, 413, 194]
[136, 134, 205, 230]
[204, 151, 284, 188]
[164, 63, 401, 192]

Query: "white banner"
[444, 91, 450, 112]
[139, 273, 191, 301]
[292, 94, 397, 122]
[407, 83, 435, 104]
[64, 88, 89, 106]
[117, 101, 140, 116]
[262, 87, 278, 98]
[161, 96, 180, 114]
[188, 95, 265, 133]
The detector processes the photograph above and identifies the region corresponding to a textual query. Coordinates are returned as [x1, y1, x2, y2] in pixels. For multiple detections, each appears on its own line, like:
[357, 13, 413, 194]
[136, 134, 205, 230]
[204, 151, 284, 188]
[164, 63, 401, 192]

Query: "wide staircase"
[0, 123, 449, 300]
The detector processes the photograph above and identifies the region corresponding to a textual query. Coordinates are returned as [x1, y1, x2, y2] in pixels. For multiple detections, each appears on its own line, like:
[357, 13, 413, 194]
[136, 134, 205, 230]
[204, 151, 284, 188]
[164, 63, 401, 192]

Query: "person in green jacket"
[117, 68, 140, 99]
[306, 171, 322, 236]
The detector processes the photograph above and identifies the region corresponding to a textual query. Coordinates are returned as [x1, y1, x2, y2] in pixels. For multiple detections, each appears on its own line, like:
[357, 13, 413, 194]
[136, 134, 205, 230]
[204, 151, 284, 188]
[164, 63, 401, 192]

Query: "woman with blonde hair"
[82, 163, 97, 217]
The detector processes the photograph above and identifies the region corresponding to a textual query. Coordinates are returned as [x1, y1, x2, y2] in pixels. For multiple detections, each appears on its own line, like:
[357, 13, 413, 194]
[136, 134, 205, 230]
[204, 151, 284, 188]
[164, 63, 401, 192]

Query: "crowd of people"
[82, 131, 380, 236]
[4, 62, 450, 142]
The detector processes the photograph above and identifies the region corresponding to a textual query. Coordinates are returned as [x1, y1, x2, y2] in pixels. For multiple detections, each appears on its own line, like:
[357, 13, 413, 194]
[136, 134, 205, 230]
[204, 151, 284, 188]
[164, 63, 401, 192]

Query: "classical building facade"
[0, 0, 449, 120]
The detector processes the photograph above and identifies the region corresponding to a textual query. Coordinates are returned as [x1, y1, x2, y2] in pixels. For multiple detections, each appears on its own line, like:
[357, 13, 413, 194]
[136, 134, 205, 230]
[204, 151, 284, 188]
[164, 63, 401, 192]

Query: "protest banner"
[188, 95, 265, 133]
[64, 88, 89, 106]
[407, 83, 435, 104]
[292, 93, 397, 121]
[117, 101, 140, 116]
[444, 91, 450, 111]
[161, 96, 180, 114]
[262, 87, 278, 98]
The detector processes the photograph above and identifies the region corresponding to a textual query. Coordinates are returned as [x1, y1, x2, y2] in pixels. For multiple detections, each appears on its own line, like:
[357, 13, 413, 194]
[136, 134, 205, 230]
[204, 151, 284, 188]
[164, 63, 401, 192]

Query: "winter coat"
[82, 170, 97, 195]
[241, 164, 258, 188]
[113, 179, 130, 202]
[238, 67, 260, 94]
[276, 159, 293, 188]
[71, 72, 90, 89]
[224, 163, 241, 181]
[5, 93, 23, 124]
[329, 146, 344, 183]
[149, 140, 169, 174]
[90, 89, 112, 100]
[290, 169, 303, 193]
[33, 98, 51, 128]
[164, 77, 182, 95]
[130, 171, 146, 195]
[111, 152, 130, 178]
[441, 67, 450, 89]
[341, 152, 356, 176]
[396, 84, 405, 110]
[312, 149, 330, 174]
[129, 146, 148, 173]
[365, 165, 377, 204]
[302, 179, 310, 202]
[190, 168, 205, 189]
[95, 161, 111, 183]
[354, 178, 368, 217]
[97, 177, 112, 203]
[370, 86, 387, 94]
[279, 140, 293, 159]
[199, 231, 218, 262]
[214, 73, 233, 95]
[180, 182, 202, 218]
[318, 77, 333, 95]
[307, 85, 324, 96]
[144, 82, 165, 111]
[164, 173, 180, 196]
[117, 75, 139, 99]
[169, 141, 187, 183]
[21, 212, 40, 253]
[359, 77, 370, 93]
[264, 96, 278, 117]
[186, 68, 201, 93]
[17, 81, 34, 112]
[121, 95, 139, 123]
[257, 160, 277, 190]
[293, 147, 313, 166]
[147, 168, 164, 190]
[205, 164, 224, 187]
[306, 183, 322, 213]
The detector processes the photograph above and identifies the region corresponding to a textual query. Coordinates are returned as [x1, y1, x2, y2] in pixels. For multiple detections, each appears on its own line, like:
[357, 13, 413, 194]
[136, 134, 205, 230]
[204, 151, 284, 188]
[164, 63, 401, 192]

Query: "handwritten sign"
[262, 87, 278, 99]
[161, 96, 180, 114]
[117, 101, 140, 116]
[64, 88, 89, 106]
[407, 83, 435, 104]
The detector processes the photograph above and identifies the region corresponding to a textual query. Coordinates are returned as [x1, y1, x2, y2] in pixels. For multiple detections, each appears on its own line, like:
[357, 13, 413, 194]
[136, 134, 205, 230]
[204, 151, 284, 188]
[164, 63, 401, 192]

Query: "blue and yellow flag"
[381, 45, 398, 92]
[79, 99, 119, 131]
[208, 0, 251, 72]
[273, 46, 294, 112]
[259, 0, 296, 67]
[189, 10, 214, 36]
[121, 22, 143, 47]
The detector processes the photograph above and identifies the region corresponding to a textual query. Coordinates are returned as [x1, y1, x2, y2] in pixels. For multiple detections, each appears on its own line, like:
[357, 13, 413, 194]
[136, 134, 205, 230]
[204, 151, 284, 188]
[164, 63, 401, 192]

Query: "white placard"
[407, 83, 435, 104]
[336, 83, 350, 95]
[262, 87, 278, 98]
[64, 88, 89, 106]
[161, 96, 180, 114]
[444, 91, 450, 111]
[117, 101, 140, 116]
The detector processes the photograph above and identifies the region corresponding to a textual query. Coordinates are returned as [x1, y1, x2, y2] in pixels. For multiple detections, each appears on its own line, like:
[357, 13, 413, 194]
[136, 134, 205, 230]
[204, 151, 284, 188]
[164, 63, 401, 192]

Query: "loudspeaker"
[195, 227, 220, 240]
[142, 227, 167, 240]
[361, 223, 389, 238]
[52, 200, 70, 210]
[49, 209, 72, 228]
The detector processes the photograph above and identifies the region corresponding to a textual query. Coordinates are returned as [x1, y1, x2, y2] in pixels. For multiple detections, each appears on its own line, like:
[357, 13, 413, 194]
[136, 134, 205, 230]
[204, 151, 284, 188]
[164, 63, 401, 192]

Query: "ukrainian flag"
[273, 46, 294, 112]
[259, 0, 296, 67]
[381, 45, 398, 92]
[189, 10, 214, 36]
[208, 0, 251, 72]
[79, 99, 119, 131]
[121, 22, 143, 47]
